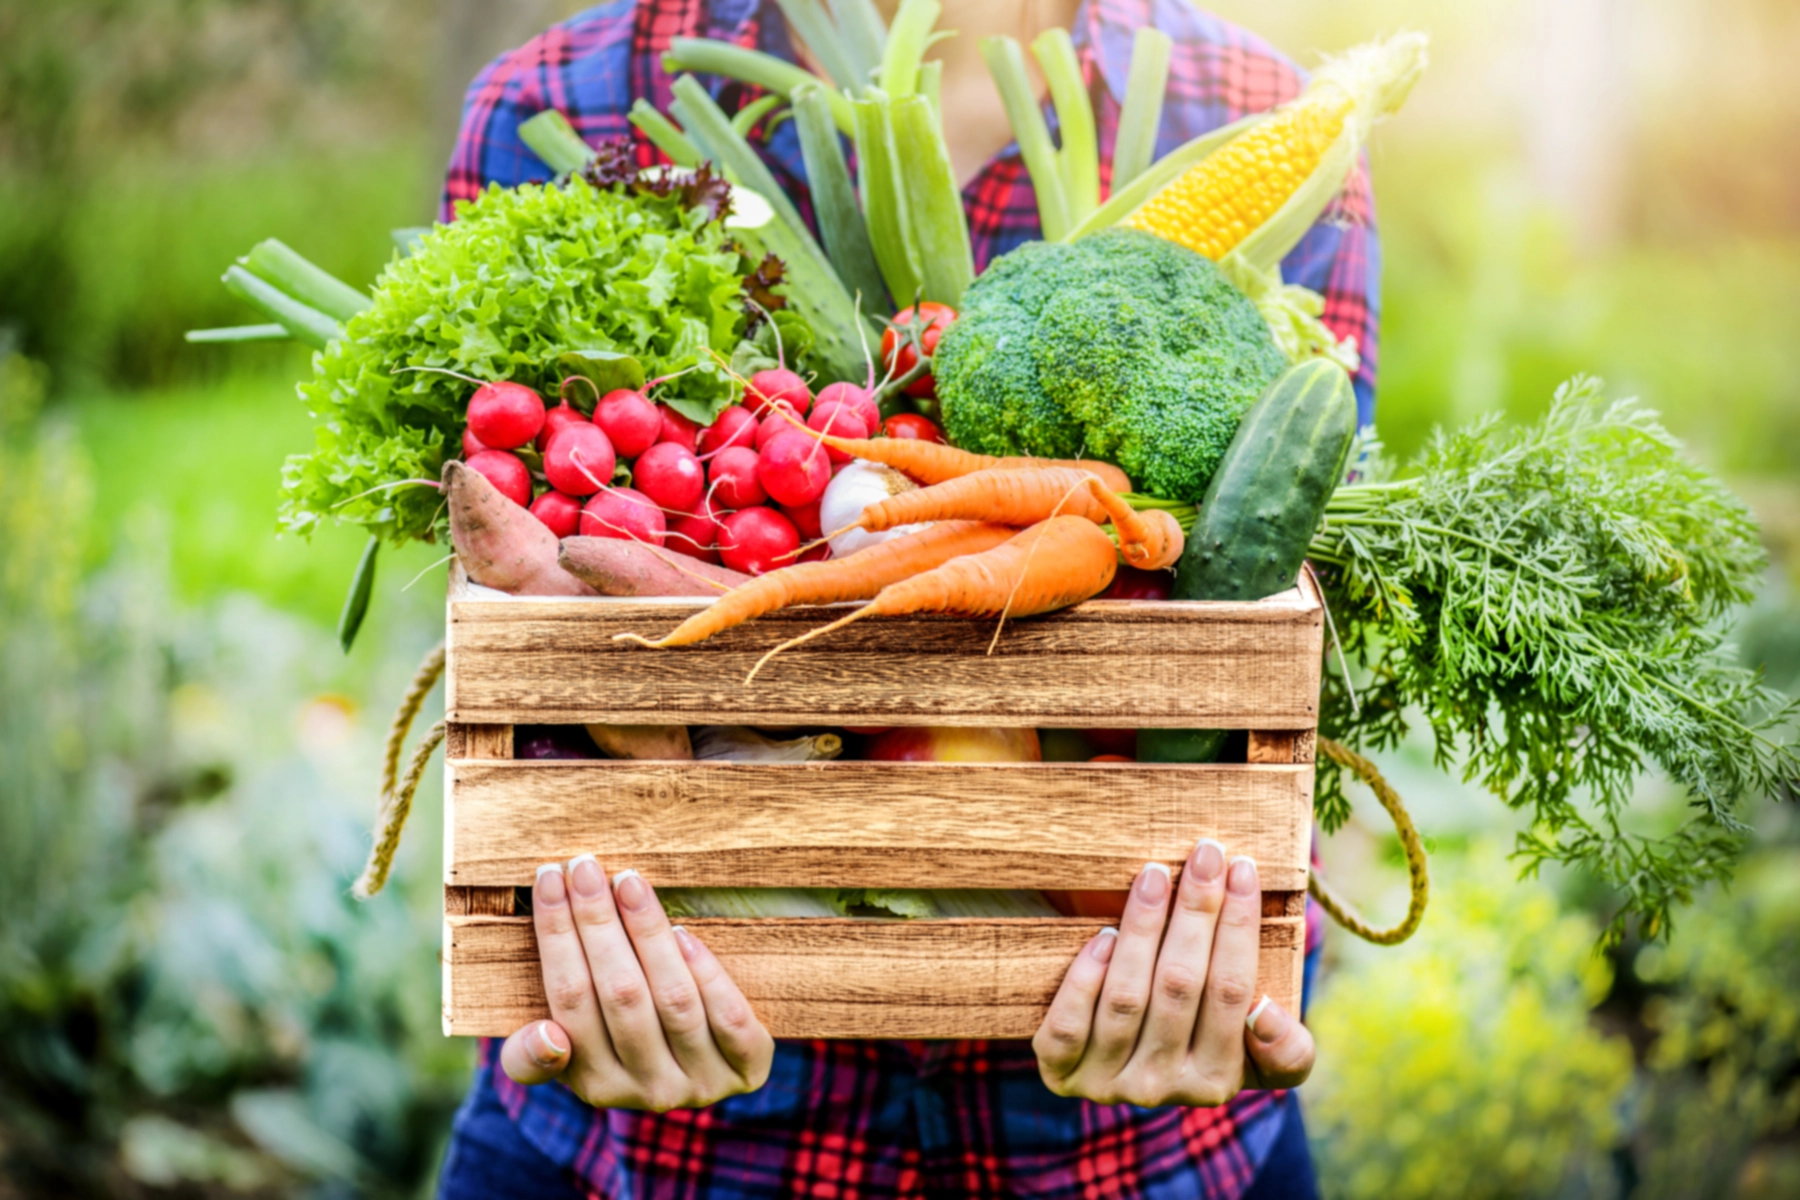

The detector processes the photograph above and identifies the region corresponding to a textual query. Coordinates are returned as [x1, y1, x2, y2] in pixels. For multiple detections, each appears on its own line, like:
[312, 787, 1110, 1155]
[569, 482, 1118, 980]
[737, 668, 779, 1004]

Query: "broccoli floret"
[936, 229, 1287, 501]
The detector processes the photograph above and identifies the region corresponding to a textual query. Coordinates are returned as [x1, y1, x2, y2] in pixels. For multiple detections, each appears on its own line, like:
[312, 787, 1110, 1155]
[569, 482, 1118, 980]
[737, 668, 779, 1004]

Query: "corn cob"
[1124, 32, 1427, 261]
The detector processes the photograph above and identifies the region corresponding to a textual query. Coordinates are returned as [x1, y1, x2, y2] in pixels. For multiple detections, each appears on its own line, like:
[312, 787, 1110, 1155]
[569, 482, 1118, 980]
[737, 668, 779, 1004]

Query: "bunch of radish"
[454, 365, 916, 577]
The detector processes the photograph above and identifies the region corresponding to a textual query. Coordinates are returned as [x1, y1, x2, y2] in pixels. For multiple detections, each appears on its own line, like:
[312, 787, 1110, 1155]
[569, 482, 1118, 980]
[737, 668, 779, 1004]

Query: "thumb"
[499, 1019, 572, 1085]
[1243, 997, 1315, 1090]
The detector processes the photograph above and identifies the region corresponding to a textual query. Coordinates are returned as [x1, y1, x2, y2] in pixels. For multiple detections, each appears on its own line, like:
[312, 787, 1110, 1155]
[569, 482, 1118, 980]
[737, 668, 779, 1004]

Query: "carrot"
[445, 460, 595, 596]
[615, 520, 1017, 648]
[834, 468, 1185, 570]
[747, 516, 1118, 681]
[559, 537, 751, 596]
[799, 424, 1133, 493]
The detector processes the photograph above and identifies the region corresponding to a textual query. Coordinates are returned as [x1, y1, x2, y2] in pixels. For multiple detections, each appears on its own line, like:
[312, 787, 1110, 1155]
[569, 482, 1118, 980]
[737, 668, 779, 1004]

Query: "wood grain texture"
[444, 886, 517, 916]
[446, 760, 1313, 891]
[443, 722, 511, 1033]
[445, 592, 1323, 728]
[443, 915, 1305, 1039]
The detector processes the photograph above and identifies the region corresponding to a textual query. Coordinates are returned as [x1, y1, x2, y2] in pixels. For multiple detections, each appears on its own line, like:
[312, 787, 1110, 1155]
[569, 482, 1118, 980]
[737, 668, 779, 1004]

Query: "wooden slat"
[444, 886, 517, 916]
[446, 760, 1313, 892]
[443, 914, 1305, 1039]
[446, 593, 1323, 728]
[444, 721, 512, 1034]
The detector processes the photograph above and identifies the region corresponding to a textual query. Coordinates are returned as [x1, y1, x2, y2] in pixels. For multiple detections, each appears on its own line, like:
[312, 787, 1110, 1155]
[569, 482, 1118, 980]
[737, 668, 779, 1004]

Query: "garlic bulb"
[819, 459, 928, 557]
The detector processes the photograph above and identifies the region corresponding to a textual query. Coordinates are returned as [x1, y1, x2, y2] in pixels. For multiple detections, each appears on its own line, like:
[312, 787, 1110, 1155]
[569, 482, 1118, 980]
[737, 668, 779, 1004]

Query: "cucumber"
[1142, 359, 1357, 764]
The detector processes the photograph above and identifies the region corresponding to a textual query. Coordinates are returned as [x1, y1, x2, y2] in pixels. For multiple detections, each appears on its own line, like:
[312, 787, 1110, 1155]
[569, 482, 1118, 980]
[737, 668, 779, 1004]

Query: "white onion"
[819, 459, 928, 557]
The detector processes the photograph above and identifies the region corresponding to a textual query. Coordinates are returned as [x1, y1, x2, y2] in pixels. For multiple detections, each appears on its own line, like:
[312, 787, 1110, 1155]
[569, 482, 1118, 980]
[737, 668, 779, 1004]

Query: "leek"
[220, 266, 341, 349]
[628, 99, 701, 166]
[829, 0, 888, 83]
[979, 35, 1070, 240]
[517, 108, 599, 176]
[664, 38, 855, 135]
[730, 93, 787, 139]
[1031, 28, 1098, 224]
[852, 90, 924, 305]
[892, 93, 973, 305]
[240, 239, 370, 323]
[793, 83, 890, 314]
[774, 0, 862, 91]
[879, 0, 940, 97]
[1111, 27, 1172, 191]
[183, 324, 288, 343]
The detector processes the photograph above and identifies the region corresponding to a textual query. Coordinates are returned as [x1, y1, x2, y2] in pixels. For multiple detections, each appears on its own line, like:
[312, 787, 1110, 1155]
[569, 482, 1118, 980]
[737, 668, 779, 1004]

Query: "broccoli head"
[935, 229, 1287, 501]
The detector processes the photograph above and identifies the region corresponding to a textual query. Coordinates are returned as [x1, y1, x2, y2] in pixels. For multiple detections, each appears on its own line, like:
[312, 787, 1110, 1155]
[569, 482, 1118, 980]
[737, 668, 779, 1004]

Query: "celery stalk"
[1063, 112, 1264, 241]
[793, 83, 890, 314]
[664, 38, 855, 135]
[829, 0, 888, 83]
[979, 36, 1070, 240]
[241, 239, 370, 323]
[774, 0, 862, 90]
[879, 0, 940, 97]
[852, 90, 924, 306]
[892, 94, 972, 305]
[1111, 27, 1172, 191]
[221, 266, 341, 349]
[627, 99, 701, 166]
[1031, 28, 1098, 225]
[517, 109, 599, 176]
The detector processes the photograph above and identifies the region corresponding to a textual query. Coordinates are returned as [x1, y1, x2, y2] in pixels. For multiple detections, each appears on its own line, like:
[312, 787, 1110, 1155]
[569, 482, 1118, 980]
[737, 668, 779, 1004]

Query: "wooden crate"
[442, 569, 1323, 1039]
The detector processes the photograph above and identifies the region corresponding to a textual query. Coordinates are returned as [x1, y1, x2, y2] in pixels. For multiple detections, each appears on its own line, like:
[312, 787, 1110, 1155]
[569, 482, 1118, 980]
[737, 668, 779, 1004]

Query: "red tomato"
[880, 303, 956, 399]
[1043, 890, 1130, 919]
[881, 413, 946, 444]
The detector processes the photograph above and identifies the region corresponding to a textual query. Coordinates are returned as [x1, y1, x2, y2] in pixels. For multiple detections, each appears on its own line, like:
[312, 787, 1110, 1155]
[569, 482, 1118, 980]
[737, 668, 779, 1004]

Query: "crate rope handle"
[1311, 737, 1429, 945]
[353, 640, 447, 900]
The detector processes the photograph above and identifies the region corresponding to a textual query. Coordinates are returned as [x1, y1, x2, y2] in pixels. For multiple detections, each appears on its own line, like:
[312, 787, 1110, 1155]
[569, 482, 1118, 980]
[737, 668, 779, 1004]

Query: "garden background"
[2, 0, 1797, 1196]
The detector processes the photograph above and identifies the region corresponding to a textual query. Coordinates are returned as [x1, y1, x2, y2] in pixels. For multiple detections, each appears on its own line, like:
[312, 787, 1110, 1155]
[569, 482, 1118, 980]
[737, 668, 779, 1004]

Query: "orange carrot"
[797, 424, 1133, 492]
[615, 521, 1017, 648]
[747, 516, 1118, 681]
[836, 468, 1185, 570]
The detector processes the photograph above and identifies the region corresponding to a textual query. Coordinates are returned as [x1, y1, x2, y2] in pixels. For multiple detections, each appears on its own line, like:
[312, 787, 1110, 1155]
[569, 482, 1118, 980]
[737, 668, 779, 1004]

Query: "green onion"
[1031, 28, 1098, 225]
[852, 89, 924, 305]
[774, 0, 862, 90]
[979, 35, 1070, 240]
[729, 92, 787, 139]
[793, 83, 889, 314]
[1112, 27, 1172, 191]
[517, 108, 599, 176]
[917, 58, 943, 128]
[892, 94, 972, 305]
[829, 0, 887, 83]
[220, 266, 342, 349]
[663, 38, 855, 134]
[183, 324, 289, 343]
[240, 239, 370, 323]
[879, 0, 940, 97]
[628, 99, 701, 166]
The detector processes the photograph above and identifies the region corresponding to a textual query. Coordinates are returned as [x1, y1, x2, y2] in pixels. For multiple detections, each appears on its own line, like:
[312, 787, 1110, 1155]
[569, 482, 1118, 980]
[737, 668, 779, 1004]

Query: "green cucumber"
[1142, 359, 1357, 764]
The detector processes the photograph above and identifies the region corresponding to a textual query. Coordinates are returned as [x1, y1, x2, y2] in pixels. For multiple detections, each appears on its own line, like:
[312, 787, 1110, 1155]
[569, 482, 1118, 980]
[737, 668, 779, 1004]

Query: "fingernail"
[532, 1020, 568, 1062]
[1247, 995, 1291, 1043]
[673, 925, 700, 961]
[567, 853, 606, 899]
[1228, 855, 1258, 896]
[612, 868, 651, 912]
[535, 863, 567, 906]
[1192, 838, 1227, 883]
[1135, 862, 1171, 904]
[1090, 927, 1118, 963]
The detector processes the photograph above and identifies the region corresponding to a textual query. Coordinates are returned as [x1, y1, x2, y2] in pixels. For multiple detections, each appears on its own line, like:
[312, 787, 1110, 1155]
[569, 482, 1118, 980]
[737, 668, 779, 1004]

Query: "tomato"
[882, 413, 946, 444]
[880, 302, 957, 399]
[1043, 890, 1130, 919]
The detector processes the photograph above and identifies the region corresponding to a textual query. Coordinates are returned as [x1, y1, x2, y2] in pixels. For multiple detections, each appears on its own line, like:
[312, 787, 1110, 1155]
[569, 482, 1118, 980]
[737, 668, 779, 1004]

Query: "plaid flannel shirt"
[444, 2, 1362, 1194]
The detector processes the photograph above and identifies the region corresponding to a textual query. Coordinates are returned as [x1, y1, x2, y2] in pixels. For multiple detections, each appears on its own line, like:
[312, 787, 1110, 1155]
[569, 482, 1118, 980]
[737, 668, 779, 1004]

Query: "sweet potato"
[444, 461, 595, 596]
[585, 724, 694, 760]
[559, 537, 752, 596]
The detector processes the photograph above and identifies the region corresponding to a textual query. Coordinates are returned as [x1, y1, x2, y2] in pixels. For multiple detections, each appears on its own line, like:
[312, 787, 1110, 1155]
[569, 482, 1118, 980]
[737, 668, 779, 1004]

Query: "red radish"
[529, 489, 583, 538]
[806, 400, 870, 462]
[465, 449, 532, 507]
[882, 413, 946, 444]
[755, 409, 807, 452]
[745, 368, 810, 418]
[467, 381, 546, 450]
[779, 497, 823, 541]
[462, 427, 490, 457]
[544, 425, 617, 497]
[632, 441, 705, 512]
[757, 430, 832, 506]
[667, 498, 725, 564]
[537, 400, 587, 452]
[594, 388, 662, 458]
[718, 506, 799, 575]
[580, 487, 666, 545]
[697, 405, 757, 458]
[657, 405, 700, 452]
[815, 381, 878, 433]
[709, 446, 766, 509]
[1102, 566, 1174, 600]
[796, 542, 831, 564]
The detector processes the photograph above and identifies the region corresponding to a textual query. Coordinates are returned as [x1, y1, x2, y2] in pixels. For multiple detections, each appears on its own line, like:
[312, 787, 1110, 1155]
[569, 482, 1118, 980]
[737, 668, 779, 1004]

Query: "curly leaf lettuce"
[282, 179, 757, 544]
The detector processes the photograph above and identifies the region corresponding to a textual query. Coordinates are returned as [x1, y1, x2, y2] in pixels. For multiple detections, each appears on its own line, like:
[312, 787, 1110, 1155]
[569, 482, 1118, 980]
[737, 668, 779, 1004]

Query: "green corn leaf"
[793, 83, 889, 314]
[1031, 28, 1098, 224]
[338, 535, 379, 654]
[892, 93, 972, 305]
[1063, 112, 1264, 240]
[1112, 27, 1172, 190]
[979, 35, 1069, 240]
[852, 89, 924, 305]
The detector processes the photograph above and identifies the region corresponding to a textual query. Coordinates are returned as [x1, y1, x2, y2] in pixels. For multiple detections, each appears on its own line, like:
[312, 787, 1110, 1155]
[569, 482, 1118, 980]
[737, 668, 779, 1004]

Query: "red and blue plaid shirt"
[445, 2, 1360, 1195]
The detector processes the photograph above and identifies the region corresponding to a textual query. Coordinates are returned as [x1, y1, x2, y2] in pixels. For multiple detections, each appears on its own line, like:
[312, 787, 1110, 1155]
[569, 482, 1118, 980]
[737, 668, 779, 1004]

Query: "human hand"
[499, 856, 774, 1111]
[1032, 841, 1315, 1106]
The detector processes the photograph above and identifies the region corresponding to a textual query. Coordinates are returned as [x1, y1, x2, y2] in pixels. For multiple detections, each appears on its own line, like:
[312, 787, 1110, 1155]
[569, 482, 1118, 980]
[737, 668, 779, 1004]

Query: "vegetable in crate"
[282, 171, 785, 546]
[934, 229, 1286, 502]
